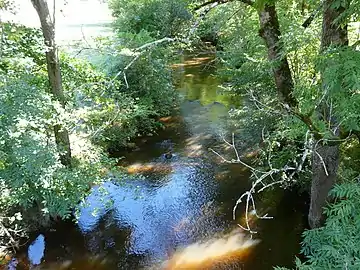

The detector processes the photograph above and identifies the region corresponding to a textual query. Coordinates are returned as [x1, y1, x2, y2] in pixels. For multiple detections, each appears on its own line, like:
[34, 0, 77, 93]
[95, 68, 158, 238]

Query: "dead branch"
[247, 89, 282, 115]
[111, 37, 176, 87]
[210, 131, 312, 233]
[0, 218, 21, 252]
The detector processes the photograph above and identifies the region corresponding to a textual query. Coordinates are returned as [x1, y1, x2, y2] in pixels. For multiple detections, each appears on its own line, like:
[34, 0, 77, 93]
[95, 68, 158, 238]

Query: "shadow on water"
[10, 54, 308, 270]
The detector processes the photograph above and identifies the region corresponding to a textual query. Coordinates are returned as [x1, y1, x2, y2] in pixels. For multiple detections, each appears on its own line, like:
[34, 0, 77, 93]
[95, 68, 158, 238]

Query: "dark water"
[11, 55, 307, 270]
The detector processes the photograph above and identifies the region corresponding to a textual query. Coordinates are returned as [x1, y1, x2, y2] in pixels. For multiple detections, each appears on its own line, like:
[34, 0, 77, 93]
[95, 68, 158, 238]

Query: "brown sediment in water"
[243, 148, 260, 159]
[126, 162, 173, 174]
[163, 229, 259, 270]
[159, 115, 183, 124]
[0, 253, 12, 268]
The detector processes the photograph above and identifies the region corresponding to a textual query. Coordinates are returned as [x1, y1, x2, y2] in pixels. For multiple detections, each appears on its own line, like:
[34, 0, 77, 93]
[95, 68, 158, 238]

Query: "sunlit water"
[10, 55, 307, 270]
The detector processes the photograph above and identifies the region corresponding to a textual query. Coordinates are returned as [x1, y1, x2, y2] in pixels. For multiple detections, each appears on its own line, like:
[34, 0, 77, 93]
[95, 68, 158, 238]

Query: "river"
[10, 54, 307, 270]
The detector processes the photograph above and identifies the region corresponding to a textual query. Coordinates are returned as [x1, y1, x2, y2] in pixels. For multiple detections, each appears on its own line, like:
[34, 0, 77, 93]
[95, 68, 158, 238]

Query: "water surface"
[12, 55, 307, 270]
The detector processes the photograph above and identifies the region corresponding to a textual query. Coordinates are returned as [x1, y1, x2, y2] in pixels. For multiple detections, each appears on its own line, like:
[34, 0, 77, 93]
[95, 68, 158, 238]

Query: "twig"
[111, 37, 177, 87]
[247, 89, 282, 115]
[315, 150, 329, 176]
[209, 133, 264, 173]
[211, 131, 312, 233]
[0, 221, 18, 252]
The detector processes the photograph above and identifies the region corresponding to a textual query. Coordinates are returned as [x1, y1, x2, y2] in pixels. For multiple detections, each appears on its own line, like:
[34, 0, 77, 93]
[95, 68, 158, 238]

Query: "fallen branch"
[111, 37, 177, 87]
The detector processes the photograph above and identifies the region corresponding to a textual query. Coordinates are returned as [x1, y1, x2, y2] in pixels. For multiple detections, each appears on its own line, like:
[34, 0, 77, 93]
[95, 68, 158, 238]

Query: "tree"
[195, 0, 359, 229]
[254, 0, 349, 229]
[31, 0, 71, 167]
[308, 0, 349, 229]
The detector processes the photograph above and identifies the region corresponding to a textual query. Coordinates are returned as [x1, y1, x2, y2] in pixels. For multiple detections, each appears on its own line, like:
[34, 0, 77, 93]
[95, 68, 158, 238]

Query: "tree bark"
[308, 0, 348, 228]
[31, 0, 72, 167]
[258, 4, 297, 108]
[255, 1, 348, 228]
[309, 143, 339, 228]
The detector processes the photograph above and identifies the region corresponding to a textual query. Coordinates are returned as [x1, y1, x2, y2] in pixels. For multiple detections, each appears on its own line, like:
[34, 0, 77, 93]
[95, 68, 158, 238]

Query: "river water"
[11, 55, 307, 270]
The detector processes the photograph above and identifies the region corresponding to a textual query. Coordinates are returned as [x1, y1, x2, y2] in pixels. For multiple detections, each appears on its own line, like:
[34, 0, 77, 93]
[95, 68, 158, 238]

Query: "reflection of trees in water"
[84, 212, 150, 269]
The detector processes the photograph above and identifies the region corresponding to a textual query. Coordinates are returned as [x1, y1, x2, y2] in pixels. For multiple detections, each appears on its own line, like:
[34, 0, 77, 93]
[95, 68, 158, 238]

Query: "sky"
[2, 0, 113, 26]
[2, 0, 113, 42]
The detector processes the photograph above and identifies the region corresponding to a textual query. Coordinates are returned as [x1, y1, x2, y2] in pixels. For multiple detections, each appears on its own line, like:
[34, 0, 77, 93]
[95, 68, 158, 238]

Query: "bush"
[109, 0, 191, 38]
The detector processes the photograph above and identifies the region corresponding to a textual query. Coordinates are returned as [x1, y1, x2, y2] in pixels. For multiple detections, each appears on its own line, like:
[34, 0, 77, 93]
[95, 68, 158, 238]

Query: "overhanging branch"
[193, 0, 231, 10]
[193, 0, 253, 11]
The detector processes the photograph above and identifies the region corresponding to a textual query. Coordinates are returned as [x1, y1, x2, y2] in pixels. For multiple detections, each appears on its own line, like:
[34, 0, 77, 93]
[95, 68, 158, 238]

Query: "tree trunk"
[257, 4, 297, 108]
[309, 144, 339, 228]
[308, 0, 348, 228]
[31, 0, 71, 167]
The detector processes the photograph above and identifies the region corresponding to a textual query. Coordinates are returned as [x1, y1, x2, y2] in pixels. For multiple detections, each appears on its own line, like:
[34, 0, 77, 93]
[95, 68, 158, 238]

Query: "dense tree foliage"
[109, 0, 191, 38]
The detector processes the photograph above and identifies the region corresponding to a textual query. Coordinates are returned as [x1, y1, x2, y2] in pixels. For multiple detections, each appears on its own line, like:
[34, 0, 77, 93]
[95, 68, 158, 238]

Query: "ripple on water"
[76, 157, 222, 264]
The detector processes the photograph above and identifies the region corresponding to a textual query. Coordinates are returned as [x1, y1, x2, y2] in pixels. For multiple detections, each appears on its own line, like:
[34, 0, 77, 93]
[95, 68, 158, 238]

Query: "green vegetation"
[109, 0, 191, 38]
[195, 0, 360, 268]
[0, 0, 179, 256]
[1, 0, 360, 269]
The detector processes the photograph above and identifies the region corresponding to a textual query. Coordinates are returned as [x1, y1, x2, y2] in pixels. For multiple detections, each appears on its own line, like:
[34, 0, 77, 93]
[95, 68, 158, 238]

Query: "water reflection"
[28, 234, 45, 266]
[77, 155, 221, 263]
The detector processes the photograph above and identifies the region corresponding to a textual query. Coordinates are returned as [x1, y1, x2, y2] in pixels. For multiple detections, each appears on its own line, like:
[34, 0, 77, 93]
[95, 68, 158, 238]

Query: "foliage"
[196, 0, 359, 268]
[0, 60, 109, 220]
[109, 0, 192, 38]
[0, 21, 119, 253]
[276, 182, 360, 270]
[1, 4, 181, 253]
[80, 29, 178, 150]
[1, 0, 359, 268]
[317, 47, 360, 132]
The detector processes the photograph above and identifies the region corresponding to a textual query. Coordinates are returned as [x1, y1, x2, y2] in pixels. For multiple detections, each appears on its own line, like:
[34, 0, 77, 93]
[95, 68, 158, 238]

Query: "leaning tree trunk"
[31, 0, 72, 167]
[257, 4, 297, 108]
[256, 1, 348, 228]
[308, 0, 348, 228]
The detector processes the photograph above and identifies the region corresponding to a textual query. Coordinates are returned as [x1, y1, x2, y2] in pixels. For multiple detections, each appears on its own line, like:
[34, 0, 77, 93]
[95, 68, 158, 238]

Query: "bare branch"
[0, 221, 19, 252]
[247, 89, 282, 116]
[209, 133, 265, 173]
[111, 37, 177, 87]
[211, 130, 312, 233]
[193, 0, 253, 11]
[315, 150, 329, 176]
[193, 0, 232, 11]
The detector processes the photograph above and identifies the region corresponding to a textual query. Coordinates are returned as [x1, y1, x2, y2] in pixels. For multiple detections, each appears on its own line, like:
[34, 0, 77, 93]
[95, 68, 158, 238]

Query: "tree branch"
[193, 0, 253, 11]
[211, 131, 311, 233]
[193, 0, 231, 11]
[302, 2, 324, 28]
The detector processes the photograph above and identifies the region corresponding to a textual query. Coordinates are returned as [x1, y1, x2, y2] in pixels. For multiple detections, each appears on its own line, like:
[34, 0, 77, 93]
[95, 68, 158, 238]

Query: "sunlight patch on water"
[162, 229, 259, 270]
[171, 57, 213, 68]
